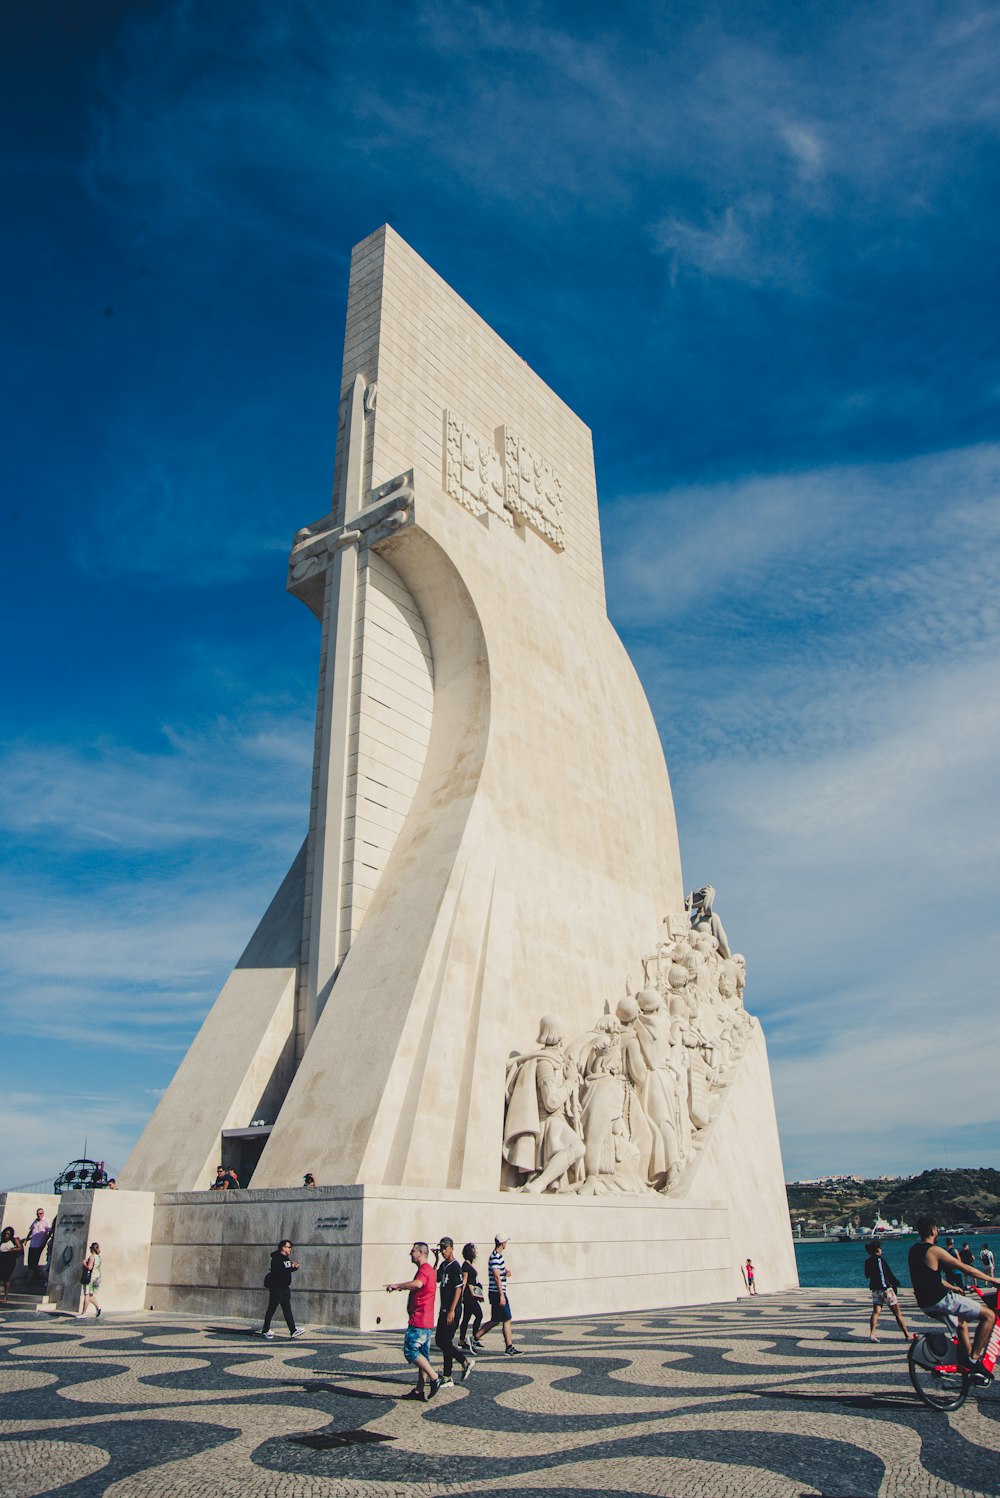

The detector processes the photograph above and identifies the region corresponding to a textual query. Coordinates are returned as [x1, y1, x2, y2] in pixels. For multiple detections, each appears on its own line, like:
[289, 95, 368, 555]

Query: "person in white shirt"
[24, 1209, 51, 1283]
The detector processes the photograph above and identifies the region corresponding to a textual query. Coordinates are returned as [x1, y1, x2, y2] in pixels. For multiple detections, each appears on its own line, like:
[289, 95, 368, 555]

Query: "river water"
[794, 1232, 997, 1289]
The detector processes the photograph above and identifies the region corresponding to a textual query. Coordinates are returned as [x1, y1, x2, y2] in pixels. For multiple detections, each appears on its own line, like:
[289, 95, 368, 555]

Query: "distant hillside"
[787, 1168, 1000, 1230]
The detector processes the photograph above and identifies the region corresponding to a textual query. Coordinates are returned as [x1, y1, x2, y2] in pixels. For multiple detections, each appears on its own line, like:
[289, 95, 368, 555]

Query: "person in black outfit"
[433, 1237, 474, 1386]
[862, 1241, 914, 1341]
[260, 1239, 305, 1339]
[908, 1215, 999, 1375]
[458, 1242, 484, 1351]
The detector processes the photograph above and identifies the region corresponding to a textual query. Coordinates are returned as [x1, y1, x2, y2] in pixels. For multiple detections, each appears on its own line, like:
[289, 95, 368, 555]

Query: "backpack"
[263, 1270, 273, 1290]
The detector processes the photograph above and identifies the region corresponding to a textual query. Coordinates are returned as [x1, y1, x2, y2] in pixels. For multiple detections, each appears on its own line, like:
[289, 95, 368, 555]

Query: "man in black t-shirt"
[433, 1238, 474, 1386]
[908, 1216, 999, 1374]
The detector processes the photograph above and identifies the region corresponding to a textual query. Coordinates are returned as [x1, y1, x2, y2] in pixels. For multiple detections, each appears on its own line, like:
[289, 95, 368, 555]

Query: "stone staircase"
[2, 1274, 48, 1314]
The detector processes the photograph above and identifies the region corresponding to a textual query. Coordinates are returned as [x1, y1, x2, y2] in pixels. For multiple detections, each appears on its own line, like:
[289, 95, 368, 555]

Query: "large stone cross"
[286, 373, 412, 1054]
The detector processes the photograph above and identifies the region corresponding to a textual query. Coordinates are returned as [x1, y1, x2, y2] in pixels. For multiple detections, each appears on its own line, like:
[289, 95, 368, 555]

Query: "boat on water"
[866, 1216, 913, 1239]
[829, 1217, 914, 1242]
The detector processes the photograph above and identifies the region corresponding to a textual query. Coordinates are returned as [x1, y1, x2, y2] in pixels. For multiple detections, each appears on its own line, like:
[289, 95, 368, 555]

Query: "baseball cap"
[495, 1231, 509, 1244]
[437, 1236, 454, 1249]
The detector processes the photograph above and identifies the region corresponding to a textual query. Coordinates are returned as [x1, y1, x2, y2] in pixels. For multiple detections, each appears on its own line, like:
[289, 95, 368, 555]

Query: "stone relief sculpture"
[502, 888, 756, 1195]
[502, 1015, 585, 1194]
[503, 429, 565, 550]
[445, 411, 507, 521]
[442, 409, 565, 551]
[688, 884, 731, 960]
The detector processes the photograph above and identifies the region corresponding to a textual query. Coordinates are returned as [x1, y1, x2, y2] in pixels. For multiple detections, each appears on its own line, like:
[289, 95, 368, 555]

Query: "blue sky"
[3, 0, 998, 1186]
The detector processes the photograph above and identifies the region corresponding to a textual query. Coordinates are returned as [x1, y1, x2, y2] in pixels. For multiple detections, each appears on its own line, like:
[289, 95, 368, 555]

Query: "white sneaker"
[438, 1376, 455, 1387]
[261, 1330, 274, 1339]
[290, 1329, 306, 1339]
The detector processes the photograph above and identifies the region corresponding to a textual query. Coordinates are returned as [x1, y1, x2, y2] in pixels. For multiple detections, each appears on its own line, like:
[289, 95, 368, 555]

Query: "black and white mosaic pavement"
[1, 1289, 998, 1496]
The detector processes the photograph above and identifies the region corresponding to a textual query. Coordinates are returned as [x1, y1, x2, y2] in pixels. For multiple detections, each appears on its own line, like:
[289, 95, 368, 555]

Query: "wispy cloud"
[608, 441, 1000, 1174]
[0, 716, 311, 851]
[0, 1090, 150, 1191]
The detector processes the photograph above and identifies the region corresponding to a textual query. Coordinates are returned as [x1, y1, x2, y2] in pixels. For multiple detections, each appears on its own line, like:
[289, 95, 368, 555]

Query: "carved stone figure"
[634, 988, 685, 1188]
[500, 902, 755, 1196]
[503, 1015, 585, 1194]
[688, 885, 731, 960]
[575, 1019, 627, 1191]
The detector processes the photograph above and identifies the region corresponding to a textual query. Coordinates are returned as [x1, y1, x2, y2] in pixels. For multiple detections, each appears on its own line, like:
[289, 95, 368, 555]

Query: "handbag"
[81, 1263, 92, 1287]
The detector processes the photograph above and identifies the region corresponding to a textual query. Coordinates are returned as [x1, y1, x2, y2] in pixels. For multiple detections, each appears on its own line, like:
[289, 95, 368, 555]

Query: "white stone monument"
[106, 227, 796, 1326]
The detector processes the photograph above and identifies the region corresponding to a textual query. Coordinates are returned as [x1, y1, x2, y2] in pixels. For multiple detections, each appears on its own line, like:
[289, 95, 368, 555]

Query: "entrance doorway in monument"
[221, 1126, 272, 1187]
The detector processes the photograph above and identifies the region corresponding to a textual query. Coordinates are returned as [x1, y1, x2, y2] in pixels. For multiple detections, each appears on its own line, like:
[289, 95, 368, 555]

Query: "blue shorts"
[403, 1325, 431, 1364]
[489, 1292, 512, 1323]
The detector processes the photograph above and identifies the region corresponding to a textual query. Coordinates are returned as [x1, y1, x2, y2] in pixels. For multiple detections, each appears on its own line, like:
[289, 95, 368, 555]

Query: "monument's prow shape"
[114, 227, 796, 1325]
[257, 224, 685, 1190]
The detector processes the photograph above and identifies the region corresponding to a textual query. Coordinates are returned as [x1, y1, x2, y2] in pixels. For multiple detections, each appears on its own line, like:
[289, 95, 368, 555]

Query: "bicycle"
[908, 1291, 1000, 1411]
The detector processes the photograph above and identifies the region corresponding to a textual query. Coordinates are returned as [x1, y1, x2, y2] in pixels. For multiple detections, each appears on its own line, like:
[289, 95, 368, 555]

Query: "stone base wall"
[145, 1185, 739, 1330]
[40, 1189, 155, 1315]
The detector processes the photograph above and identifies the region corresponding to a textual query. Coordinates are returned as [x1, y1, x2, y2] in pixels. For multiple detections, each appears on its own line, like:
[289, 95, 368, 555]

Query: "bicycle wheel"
[908, 1338, 970, 1411]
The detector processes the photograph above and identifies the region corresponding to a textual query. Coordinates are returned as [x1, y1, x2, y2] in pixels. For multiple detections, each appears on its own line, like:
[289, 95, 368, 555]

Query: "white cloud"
[0, 714, 311, 852]
[778, 121, 825, 181]
[611, 446, 1000, 1175]
[653, 205, 756, 280]
[0, 1090, 147, 1191]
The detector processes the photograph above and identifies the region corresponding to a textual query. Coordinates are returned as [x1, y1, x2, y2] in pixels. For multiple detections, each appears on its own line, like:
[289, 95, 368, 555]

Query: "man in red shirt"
[385, 1242, 441, 1400]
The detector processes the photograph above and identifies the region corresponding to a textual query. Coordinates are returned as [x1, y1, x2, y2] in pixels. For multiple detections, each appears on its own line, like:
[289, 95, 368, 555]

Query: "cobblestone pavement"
[1, 1288, 998, 1496]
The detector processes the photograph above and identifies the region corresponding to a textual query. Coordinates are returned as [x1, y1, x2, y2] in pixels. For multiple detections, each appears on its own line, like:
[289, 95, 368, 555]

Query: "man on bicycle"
[908, 1215, 999, 1377]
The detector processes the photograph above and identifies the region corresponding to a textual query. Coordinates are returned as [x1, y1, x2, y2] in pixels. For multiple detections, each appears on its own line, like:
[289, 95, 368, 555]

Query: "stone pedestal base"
[40, 1188, 155, 1315]
[145, 1185, 758, 1330]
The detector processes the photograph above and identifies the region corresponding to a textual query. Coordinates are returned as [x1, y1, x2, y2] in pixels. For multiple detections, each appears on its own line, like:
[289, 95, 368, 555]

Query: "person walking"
[457, 1242, 484, 1351]
[0, 1228, 23, 1303]
[385, 1242, 441, 1401]
[476, 1233, 522, 1356]
[960, 1242, 976, 1284]
[981, 1243, 996, 1277]
[79, 1242, 102, 1318]
[433, 1238, 474, 1387]
[863, 1241, 914, 1341]
[943, 1238, 964, 1289]
[23, 1209, 51, 1284]
[260, 1239, 305, 1339]
[745, 1259, 756, 1295]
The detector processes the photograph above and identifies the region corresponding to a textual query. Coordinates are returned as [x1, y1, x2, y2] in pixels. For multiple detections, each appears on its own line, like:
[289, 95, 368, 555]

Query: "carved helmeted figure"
[503, 1015, 585, 1194]
[614, 995, 659, 1191]
[575, 1020, 627, 1191]
[574, 1018, 650, 1195]
[635, 988, 685, 1188]
[666, 965, 715, 1130]
[666, 991, 695, 1160]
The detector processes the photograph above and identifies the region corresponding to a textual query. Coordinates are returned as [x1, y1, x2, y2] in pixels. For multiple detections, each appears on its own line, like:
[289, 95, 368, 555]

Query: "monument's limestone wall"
[337, 227, 605, 606]
[678, 1027, 798, 1293]
[0, 1192, 60, 1245]
[250, 227, 685, 1193]
[120, 847, 305, 1194]
[117, 225, 796, 1316]
[143, 1186, 734, 1330]
[41, 1189, 155, 1316]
